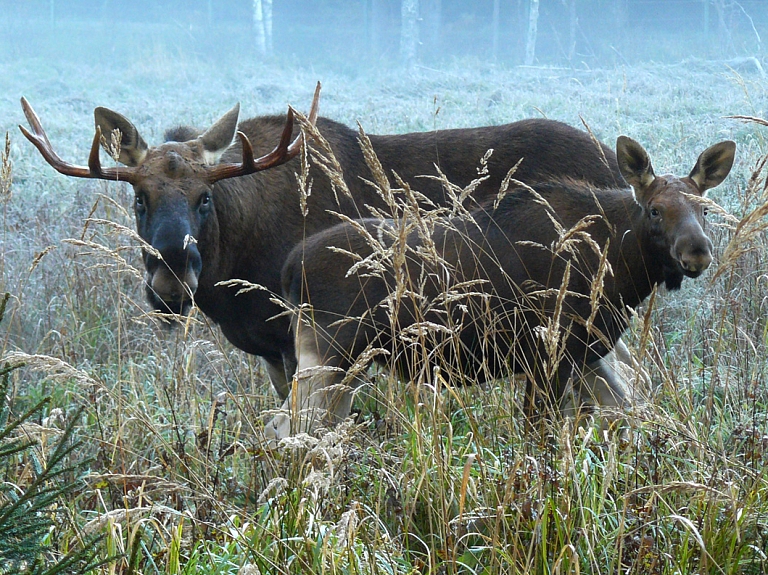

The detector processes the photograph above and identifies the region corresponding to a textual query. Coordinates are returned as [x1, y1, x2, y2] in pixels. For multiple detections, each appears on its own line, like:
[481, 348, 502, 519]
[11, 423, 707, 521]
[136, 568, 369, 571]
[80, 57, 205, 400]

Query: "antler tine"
[252, 108, 295, 170]
[87, 127, 102, 175]
[20, 97, 52, 149]
[20, 97, 139, 183]
[284, 80, 321, 157]
[206, 82, 322, 184]
[20, 97, 91, 179]
[308, 81, 321, 126]
[236, 130, 256, 172]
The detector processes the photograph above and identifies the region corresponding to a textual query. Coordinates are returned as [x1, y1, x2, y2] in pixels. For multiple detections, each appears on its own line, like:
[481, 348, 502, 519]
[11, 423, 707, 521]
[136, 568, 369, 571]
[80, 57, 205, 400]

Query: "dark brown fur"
[102, 110, 626, 397]
[270, 137, 734, 438]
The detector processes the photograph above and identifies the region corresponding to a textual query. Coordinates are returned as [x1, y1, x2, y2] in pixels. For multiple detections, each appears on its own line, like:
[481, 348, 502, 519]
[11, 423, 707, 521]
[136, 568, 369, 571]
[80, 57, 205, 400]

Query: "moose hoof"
[264, 413, 292, 446]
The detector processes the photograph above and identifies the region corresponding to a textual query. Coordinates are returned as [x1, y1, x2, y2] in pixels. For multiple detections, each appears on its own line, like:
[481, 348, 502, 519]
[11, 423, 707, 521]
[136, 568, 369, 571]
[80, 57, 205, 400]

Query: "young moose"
[271, 136, 735, 440]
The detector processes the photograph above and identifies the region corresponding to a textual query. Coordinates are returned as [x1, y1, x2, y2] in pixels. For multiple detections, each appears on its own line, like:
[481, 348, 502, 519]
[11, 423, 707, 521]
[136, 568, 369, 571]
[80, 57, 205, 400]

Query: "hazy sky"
[1, 0, 765, 69]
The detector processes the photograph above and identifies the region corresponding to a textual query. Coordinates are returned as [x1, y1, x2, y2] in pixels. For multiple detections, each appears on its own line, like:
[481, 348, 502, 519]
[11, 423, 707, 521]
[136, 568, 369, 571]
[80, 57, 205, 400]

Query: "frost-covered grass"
[1, 47, 768, 573]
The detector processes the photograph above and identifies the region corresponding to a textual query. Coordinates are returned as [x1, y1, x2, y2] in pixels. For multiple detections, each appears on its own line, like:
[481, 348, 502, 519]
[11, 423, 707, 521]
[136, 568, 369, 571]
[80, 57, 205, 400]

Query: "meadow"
[0, 48, 767, 573]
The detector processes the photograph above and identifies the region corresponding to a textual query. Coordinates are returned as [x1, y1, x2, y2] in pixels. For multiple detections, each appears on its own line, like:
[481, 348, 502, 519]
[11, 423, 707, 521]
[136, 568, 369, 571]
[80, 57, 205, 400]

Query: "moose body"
[21, 90, 630, 400]
[271, 136, 735, 440]
[164, 116, 624, 396]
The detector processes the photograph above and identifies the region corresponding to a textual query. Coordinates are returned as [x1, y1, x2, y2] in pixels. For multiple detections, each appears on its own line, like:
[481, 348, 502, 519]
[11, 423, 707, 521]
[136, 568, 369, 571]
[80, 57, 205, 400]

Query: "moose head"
[20, 84, 320, 314]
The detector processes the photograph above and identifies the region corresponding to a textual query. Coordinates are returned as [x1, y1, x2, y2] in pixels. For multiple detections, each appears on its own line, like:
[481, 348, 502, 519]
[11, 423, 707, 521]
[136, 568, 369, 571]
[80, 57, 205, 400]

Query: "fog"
[0, 1, 764, 70]
[1, 5, 768, 572]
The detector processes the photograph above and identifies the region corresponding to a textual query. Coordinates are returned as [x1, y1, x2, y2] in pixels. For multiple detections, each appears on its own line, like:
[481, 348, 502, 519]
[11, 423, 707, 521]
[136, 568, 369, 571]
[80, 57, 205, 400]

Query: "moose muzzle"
[144, 237, 203, 311]
[674, 231, 713, 277]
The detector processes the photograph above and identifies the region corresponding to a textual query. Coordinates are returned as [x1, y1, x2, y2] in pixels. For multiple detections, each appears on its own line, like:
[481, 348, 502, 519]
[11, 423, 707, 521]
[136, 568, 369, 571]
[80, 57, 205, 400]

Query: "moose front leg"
[577, 338, 647, 410]
[263, 343, 357, 443]
[263, 355, 296, 400]
[578, 339, 631, 409]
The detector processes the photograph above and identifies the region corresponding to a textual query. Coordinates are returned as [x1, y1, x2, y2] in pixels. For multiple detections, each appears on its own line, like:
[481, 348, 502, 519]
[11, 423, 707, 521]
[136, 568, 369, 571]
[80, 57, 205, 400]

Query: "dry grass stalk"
[726, 114, 768, 128]
[83, 504, 181, 535]
[494, 159, 523, 210]
[27, 245, 56, 274]
[2, 351, 99, 388]
[215, 278, 270, 297]
[0, 132, 11, 203]
[586, 237, 613, 334]
[295, 115, 313, 217]
[357, 125, 394, 209]
[713, 152, 768, 281]
[534, 260, 572, 380]
[579, 115, 615, 176]
[99, 127, 123, 163]
[62, 238, 143, 280]
[293, 109, 351, 206]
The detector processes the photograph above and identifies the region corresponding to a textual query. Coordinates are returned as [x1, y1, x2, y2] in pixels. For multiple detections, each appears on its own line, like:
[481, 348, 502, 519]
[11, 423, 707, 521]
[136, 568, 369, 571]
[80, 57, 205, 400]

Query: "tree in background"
[524, 0, 540, 65]
[401, 0, 419, 64]
[422, 0, 442, 60]
[253, 0, 273, 56]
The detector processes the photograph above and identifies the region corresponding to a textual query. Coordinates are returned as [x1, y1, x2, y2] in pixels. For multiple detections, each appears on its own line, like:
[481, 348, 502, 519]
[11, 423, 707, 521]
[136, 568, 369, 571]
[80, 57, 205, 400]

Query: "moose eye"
[703, 207, 709, 216]
[198, 192, 212, 214]
[650, 207, 660, 218]
[135, 195, 146, 214]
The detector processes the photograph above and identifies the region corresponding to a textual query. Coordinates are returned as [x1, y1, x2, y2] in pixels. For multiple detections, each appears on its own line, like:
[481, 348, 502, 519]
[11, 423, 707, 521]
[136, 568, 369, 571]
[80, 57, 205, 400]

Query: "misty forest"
[1, 1, 768, 573]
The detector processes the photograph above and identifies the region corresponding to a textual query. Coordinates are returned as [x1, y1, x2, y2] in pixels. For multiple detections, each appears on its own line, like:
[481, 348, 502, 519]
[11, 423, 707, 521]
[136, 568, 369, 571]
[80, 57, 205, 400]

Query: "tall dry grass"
[0, 58, 767, 573]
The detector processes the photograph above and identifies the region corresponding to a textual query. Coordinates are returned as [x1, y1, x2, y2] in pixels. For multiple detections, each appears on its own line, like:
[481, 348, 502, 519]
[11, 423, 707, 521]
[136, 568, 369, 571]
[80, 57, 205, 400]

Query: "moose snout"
[675, 236, 713, 276]
[146, 238, 203, 302]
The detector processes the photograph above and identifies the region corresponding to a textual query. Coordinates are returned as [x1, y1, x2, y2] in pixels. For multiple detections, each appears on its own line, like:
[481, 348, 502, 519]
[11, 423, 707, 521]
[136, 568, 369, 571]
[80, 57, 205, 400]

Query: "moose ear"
[616, 135, 655, 204]
[94, 107, 148, 167]
[689, 140, 735, 194]
[199, 103, 240, 165]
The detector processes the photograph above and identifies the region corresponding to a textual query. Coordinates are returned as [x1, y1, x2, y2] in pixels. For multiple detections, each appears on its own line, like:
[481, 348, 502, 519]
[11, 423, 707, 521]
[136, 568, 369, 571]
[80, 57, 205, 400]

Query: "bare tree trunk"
[714, 0, 734, 54]
[264, 0, 273, 56]
[513, 0, 526, 59]
[401, 0, 419, 65]
[492, 0, 500, 60]
[422, 0, 441, 60]
[253, 0, 266, 56]
[525, 0, 539, 65]
[568, 0, 577, 62]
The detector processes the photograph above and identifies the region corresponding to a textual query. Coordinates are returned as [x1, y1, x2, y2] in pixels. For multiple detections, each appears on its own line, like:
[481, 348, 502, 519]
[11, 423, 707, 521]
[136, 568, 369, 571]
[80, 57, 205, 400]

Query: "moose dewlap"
[270, 135, 736, 441]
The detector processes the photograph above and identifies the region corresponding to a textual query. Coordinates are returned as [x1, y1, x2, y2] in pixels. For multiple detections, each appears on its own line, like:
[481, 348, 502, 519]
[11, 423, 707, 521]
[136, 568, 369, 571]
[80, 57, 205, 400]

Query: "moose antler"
[20, 81, 322, 185]
[19, 97, 140, 184]
[205, 81, 321, 183]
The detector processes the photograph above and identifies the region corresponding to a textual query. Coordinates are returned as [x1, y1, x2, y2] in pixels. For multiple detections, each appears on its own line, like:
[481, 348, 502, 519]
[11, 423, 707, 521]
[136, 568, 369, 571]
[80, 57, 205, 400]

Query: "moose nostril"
[153, 239, 202, 271]
[680, 250, 712, 272]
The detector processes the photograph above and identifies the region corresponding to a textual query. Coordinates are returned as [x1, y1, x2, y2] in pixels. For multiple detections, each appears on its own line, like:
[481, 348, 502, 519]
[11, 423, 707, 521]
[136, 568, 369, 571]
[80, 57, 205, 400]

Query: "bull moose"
[270, 135, 735, 440]
[21, 85, 636, 407]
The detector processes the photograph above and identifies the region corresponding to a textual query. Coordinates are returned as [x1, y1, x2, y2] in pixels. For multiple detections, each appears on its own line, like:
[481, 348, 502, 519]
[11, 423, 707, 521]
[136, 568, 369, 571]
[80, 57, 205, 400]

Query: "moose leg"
[263, 335, 358, 443]
[578, 339, 645, 409]
[524, 348, 578, 421]
[263, 357, 292, 400]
